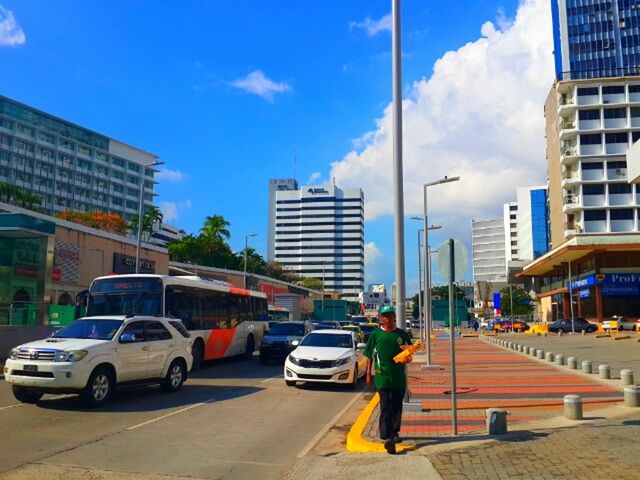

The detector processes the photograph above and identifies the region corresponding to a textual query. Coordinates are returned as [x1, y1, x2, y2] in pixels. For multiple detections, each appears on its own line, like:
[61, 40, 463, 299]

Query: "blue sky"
[0, 0, 556, 293]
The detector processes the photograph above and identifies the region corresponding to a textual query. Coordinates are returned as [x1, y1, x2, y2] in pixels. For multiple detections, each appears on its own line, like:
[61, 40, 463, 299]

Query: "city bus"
[85, 274, 269, 369]
[268, 305, 291, 322]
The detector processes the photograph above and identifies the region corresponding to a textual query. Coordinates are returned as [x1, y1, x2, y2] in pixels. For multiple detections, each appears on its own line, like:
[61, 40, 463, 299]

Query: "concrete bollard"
[582, 360, 593, 374]
[545, 352, 554, 362]
[523, 346, 529, 354]
[518, 344, 524, 352]
[564, 395, 583, 420]
[555, 354, 564, 365]
[621, 369, 634, 386]
[624, 385, 640, 407]
[599, 364, 610, 379]
[531, 348, 538, 357]
[486, 408, 508, 435]
[536, 349, 545, 359]
[567, 357, 577, 369]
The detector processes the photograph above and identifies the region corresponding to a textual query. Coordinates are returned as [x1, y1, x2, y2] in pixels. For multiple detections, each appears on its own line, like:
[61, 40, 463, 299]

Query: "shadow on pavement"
[34, 383, 264, 413]
[406, 429, 553, 449]
[294, 380, 368, 394]
[191, 355, 284, 380]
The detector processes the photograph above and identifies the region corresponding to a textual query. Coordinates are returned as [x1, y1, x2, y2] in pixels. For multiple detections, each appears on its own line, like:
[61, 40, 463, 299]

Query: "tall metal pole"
[417, 229, 423, 342]
[448, 239, 458, 435]
[423, 187, 431, 362]
[391, 0, 406, 330]
[568, 260, 575, 333]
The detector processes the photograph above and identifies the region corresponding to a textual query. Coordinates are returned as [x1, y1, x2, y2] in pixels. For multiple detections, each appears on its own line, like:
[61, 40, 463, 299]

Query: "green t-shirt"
[363, 327, 412, 390]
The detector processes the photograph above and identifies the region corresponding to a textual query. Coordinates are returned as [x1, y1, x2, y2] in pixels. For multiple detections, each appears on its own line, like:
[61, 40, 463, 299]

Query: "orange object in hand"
[393, 341, 425, 364]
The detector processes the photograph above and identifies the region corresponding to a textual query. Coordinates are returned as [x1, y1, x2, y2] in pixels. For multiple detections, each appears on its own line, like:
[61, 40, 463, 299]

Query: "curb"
[346, 392, 415, 453]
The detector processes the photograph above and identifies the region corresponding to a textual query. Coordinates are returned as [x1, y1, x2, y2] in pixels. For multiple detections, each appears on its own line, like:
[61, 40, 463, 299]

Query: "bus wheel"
[192, 339, 204, 370]
[244, 335, 255, 360]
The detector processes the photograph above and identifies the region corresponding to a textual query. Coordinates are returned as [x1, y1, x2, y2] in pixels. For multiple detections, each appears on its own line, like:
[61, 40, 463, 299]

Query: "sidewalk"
[364, 336, 623, 440]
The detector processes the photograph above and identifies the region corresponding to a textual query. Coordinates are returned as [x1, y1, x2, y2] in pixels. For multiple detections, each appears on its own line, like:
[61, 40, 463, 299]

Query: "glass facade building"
[0, 95, 158, 221]
[530, 188, 551, 258]
[552, 0, 640, 80]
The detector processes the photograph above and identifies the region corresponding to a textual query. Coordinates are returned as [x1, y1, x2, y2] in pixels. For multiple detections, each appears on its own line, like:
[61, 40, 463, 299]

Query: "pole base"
[402, 401, 423, 411]
[420, 364, 442, 371]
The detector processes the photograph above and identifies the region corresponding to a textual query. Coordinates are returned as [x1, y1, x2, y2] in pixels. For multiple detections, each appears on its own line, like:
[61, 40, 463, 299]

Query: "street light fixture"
[243, 233, 257, 289]
[422, 176, 460, 365]
[135, 160, 164, 273]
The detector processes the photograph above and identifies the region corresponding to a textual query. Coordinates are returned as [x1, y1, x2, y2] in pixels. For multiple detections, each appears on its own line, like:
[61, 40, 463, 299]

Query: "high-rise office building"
[516, 185, 551, 260]
[471, 218, 507, 283]
[0, 95, 157, 221]
[267, 178, 299, 261]
[269, 182, 364, 301]
[503, 201, 519, 263]
[551, 0, 640, 80]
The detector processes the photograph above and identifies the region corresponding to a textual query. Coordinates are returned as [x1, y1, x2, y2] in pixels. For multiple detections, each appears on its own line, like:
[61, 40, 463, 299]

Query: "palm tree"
[200, 215, 231, 244]
[129, 205, 164, 240]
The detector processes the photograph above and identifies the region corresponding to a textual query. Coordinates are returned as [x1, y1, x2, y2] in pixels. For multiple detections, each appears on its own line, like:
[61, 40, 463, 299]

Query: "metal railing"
[0, 302, 47, 326]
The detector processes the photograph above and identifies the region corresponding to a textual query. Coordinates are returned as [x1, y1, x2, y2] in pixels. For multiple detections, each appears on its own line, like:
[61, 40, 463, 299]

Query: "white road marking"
[126, 400, 214, 431]
[296, 391, 363, 459]
[0, 403, 25, 411]
[259, 375, 282, 383]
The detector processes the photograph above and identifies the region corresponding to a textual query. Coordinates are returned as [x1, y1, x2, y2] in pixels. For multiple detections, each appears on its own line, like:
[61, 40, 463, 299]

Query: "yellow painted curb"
[346, 392, 415, 453]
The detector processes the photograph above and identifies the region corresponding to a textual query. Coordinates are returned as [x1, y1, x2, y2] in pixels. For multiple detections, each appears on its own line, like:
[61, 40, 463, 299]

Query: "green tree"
[235, 247, 268, 275]
[499, 286, 533, 316]
[200, 215, 231, 244]
[265, 261, 298, 283]
[129, 205, 164, 240]
[299, 277, 323, 291]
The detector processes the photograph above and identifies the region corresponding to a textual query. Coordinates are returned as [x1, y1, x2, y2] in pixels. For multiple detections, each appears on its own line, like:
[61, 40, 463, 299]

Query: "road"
[0, 355, 363, 479]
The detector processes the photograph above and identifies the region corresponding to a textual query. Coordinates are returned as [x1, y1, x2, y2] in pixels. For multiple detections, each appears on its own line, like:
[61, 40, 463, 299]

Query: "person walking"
[472, 318, 479, 333]
[364, 305, 412, 454]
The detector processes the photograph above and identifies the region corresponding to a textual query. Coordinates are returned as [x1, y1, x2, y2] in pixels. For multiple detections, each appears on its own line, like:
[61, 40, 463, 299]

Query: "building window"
[580, 134, 601, 145]
[602, 86, 624, 95]
[577, 87, 599, 96]
[15, 123, 35, 138]
[582, 161, 604, 170]
[609, 183, 632, 194]
[605, 132, 628, 144]
[610, 209, 633, 220]
[583, 184, 605, 195]
[584, 210, 606, 221]
[579, 109, 600, 120]
[112, 157, 125, 168]
[127, 162, 140, 173]
[603, 108, 626, 118]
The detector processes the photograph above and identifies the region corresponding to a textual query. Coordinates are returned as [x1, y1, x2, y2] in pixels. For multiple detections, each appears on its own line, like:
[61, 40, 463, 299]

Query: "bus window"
[228, 296, 239, 329]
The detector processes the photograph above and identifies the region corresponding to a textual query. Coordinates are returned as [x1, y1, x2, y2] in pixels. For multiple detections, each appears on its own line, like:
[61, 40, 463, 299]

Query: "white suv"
[4, 316, 193, 407]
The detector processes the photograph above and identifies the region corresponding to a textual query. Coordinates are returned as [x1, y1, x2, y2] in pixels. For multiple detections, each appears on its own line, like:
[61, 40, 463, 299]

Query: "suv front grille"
[298, 359, 334, 368]
[16, 349, 57, 361]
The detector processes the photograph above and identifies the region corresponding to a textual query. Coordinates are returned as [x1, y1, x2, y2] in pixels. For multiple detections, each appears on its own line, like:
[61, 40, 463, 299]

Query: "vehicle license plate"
[24, 365, 38, 372]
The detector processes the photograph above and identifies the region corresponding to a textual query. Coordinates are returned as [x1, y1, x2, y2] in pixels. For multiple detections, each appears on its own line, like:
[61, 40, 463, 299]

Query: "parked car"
[318, 321, 341, 329]
[360, 323, 378, 342]
[548, 318, 597, 333]
[341, 324, 365, 343]
[259, 321, 314, 365]
[4, 316, 193, 407]
[284, 330, 367, 388]
[479, 319, 489, 329]
[602, 316, 637, 331]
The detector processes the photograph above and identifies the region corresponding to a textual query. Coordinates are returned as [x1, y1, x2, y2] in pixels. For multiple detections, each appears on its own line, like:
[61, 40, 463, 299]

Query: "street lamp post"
[422, 176, 460, 365]
[135, 160, 164, 273]
[243, 233, 257, 289]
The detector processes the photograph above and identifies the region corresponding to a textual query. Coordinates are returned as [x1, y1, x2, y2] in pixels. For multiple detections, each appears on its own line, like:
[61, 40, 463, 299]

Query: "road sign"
[436, 239, 468, 282]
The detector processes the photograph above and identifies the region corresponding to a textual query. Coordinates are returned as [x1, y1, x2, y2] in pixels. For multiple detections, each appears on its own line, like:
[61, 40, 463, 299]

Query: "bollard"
[523, 346, 529, 354]
[582, 360, 592, 374]
[486, 408, 508, 435]
[536, 349, 545, 359]
[599, 364, 610, 379]
[624, 385, 640, 407]
[545, 352, 554, 362]
[518, 344, 524, 353]
[564, 395, 583, 420]
[621, 369, 634, 386]
[531, 348, 538, 357]
[567, 357, 577, 369]
[555, 354, 564, 365]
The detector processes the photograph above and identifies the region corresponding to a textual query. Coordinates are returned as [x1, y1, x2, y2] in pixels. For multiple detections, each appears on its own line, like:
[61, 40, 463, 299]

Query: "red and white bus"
[86, 274, 269, 369]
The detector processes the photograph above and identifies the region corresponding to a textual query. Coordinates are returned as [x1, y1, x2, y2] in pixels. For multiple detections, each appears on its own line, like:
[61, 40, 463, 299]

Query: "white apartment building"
[547, 78, 640, 248]
[270, 182, 364, 301]
[267, 178, 299, 261]
[503, 202, 519, 263]
[471, 218, 507, 283]
[358, 284, 389, 310]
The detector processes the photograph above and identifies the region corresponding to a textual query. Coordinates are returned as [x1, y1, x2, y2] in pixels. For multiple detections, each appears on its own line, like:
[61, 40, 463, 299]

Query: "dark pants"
[378, 388, 405, 440]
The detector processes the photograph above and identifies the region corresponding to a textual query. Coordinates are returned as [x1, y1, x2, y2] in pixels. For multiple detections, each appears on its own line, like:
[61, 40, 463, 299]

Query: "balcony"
[560, 146, 579, 165]
[561, 169, 580, 189]
[564, 221, 583, 238]
[559, 121, 577, 140]
[558, 96, 576, 116]
[562, 195, 582, 213]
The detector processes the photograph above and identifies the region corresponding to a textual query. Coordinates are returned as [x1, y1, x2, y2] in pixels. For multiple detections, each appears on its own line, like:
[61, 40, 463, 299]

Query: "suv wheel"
[348, 366, 358, 390]
[12, 386, 43, 404]
[162, 359, 186, 392]
[80, 366, 114, 407]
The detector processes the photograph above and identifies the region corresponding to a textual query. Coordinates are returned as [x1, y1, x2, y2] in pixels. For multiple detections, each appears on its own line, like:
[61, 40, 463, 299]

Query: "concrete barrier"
[621, 369, 634, 386]
[624, 386, 640, 407]
[545, 352, 554, 362]
[599, 364, 610, 379]
[564, 395, 583, 420]
[567, 357, 577, 369]
[582, 360, 593, 374]
[536, 349, 545, 359]
[555, 354, 564, 365]
[486, 408, 508, 435]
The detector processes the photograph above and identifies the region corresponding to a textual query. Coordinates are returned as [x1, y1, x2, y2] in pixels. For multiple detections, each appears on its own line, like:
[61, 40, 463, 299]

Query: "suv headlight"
[54, 350, 88, 362]
[333, 357, 351, 367]
[9, 348, 19, 360]
[288, 354, 300, 366]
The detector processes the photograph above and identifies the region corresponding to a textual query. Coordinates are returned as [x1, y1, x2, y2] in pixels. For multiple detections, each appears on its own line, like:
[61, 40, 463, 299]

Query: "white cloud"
[156, 168, 186, 182]
[364, 241, 382, 266]
[307, 172, 322, 184]
[231, 70, 291, 102]
[331, 0, 553, 227]
[160, 200, 191, 222]
[0, 5, 25, 46]
[349, 13, 392, 37]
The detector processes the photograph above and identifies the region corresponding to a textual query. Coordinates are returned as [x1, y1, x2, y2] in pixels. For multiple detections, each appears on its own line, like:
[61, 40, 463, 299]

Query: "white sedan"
[284, 330, 367, 388]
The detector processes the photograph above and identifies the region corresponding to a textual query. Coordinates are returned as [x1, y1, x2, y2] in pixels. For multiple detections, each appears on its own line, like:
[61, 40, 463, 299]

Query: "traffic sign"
[436, 239, 468, 282]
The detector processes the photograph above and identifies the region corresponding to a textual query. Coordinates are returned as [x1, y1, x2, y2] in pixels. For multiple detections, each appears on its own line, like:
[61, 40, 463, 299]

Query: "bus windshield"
[87, 277, 163, 317]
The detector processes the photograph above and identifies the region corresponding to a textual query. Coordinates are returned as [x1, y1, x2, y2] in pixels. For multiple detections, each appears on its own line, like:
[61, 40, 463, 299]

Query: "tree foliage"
[499, 286, 533, 316]
[58, 210, 128, 235]
[129, 205, 164, 240]
[0, 182, 43, 211]
[298, 277, 323, 291]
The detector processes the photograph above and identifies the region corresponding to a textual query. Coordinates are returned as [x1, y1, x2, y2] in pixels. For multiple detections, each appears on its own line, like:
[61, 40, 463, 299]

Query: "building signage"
[602, 285, 640, 296]
[569, 273, 640, 290]
[113, 253, 155, 274]
[307, 188, 329, 195]
[578, 289, 590, 298]
[52, 241, 80, 282]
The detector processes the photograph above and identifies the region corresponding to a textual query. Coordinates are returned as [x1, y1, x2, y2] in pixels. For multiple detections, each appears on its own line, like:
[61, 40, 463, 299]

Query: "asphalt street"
[0, 355, 364, 480]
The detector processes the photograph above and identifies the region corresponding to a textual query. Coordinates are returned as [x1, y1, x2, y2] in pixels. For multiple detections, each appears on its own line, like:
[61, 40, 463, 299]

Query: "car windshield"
[269, 323, 305, 336]
[52, 319, 123, 340]
[300, 333, 353, 348]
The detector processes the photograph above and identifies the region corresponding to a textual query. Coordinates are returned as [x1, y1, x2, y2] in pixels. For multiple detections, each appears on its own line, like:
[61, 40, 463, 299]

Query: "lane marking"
[296, 391, 363, 459]
[0, 403, 25, 412]
[126, 400, 214, 431]
[259, 375, 282, 383]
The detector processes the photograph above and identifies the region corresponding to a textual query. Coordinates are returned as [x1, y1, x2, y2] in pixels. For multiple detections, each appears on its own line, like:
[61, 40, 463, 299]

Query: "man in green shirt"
[364, 305, 412, 454]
